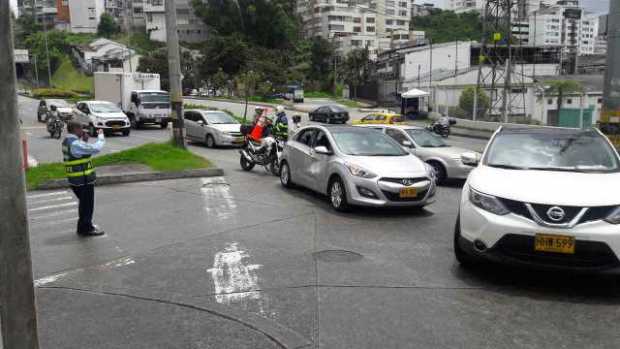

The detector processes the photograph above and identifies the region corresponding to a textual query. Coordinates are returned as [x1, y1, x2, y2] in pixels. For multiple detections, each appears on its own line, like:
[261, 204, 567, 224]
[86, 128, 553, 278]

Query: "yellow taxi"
[353, 112, 404, 125]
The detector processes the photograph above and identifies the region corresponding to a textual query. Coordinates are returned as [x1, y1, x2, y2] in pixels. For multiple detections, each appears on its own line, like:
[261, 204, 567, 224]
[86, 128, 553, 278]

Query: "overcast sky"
[423, 0, 610, 14]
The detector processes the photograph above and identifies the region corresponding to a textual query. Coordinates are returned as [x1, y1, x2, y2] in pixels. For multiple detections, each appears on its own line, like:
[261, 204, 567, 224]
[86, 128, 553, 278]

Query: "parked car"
[455, 127, 620, 273]
[37, 99, 73, 123]
[184, 109, 244, 147]
[308, 105, 350, 124]
[353, 112, 404, 125]
[279, 125, 436, 211]
[359, 125, 479, 184]
[73, 101, 131, 136]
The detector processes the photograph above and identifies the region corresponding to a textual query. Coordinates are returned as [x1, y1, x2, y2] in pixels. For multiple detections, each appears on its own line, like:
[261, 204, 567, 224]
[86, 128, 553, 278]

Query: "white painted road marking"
[207, 242, 262, 305]
[27, 196, 73, 206]
[27, 191, 68, 199]
[28, 202, 77, 212]
[29, 208, 77, 221]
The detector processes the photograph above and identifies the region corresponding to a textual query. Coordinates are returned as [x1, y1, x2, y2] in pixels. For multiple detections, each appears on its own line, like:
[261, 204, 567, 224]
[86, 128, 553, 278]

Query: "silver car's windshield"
[485, 131, 620, 173]
[332, 129, 408, 156]
[406, 129, 448, 148]
[90, 103, 122, 113]
[48, 99, 70, 108]
[205, 112, 238, 124]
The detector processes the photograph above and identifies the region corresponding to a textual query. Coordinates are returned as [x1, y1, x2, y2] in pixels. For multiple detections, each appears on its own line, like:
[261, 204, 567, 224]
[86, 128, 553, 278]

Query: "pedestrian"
[62, 121, 105, 236]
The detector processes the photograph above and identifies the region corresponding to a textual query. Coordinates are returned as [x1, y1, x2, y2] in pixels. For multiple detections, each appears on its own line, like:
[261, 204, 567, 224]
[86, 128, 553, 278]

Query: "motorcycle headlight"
[605, 206, 620, 224]
[345, 163, 377, 179]
[469, 187, 509, 216]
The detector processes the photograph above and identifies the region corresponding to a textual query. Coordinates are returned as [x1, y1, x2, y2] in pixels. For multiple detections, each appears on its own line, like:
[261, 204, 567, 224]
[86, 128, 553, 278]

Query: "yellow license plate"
[399, 187, 417, 198]
[534, 234, 575, 254]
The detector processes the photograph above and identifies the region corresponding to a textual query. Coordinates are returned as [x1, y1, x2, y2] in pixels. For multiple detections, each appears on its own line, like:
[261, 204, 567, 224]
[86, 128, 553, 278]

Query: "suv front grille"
[494, 234, 620, 269]
[380, 177, 429, 185]
[106, 120, 126, 127]
[498, 198, 616, 226]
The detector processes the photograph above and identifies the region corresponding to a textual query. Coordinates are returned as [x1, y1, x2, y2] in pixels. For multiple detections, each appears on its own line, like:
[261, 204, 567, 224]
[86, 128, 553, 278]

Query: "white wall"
[401, 41, 473, 87]
[69, 0, 105, 33]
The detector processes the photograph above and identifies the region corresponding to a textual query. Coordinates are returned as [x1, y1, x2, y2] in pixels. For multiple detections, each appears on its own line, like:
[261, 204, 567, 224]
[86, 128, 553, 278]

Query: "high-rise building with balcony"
[144, 0, 208, 43]
[296, 0, 412, 58]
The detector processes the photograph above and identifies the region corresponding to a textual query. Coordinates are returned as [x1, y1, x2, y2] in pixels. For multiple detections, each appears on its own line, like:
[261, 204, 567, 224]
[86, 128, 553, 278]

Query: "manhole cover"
[312, 250, 363, 263]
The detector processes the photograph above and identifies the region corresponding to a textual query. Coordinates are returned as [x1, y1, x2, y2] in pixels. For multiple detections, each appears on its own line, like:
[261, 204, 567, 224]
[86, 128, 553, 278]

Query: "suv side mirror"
[314, 146, 331, 155]
[402, 140, 413, 148]
[197, 119, 205, 125]
[461, 152, 481, 167]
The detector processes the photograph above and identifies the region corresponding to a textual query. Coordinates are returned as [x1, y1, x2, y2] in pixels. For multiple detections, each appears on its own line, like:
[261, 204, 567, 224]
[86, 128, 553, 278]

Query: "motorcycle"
[47, 115, 65, 139]
[426, 116, 456, 138]
[239, 135, 285, 176]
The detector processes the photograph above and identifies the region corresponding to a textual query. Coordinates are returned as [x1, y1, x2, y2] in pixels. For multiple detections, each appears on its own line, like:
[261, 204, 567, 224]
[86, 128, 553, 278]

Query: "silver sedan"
[359, 125, 480, 184]
[279, 125, 437, 211]
[184, 109, 244, 147]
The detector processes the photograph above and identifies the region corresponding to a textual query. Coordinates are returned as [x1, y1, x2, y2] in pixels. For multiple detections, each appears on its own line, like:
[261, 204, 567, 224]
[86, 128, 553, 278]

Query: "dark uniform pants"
[71, 184, 95, 233]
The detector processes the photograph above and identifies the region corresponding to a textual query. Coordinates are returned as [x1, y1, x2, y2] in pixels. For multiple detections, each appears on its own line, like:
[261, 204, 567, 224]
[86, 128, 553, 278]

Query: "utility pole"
[43, 19, 52, 86]
[165, 0, 186, 149]
[0, 3, 41, 348]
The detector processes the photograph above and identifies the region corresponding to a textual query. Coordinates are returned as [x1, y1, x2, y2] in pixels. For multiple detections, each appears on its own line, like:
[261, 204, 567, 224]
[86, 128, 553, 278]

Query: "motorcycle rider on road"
[248, 110, 276, 154]
[273, 106, 289, 140]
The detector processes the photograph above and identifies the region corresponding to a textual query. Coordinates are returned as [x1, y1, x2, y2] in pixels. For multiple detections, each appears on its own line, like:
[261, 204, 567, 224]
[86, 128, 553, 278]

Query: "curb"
[34, 168, 225, 190]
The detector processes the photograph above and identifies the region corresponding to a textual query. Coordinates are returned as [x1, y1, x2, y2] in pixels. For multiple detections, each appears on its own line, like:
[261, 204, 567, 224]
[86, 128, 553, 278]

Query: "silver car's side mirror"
[402, 140, 413, 147]
[314, 146, 331, 155]
[197, 120, 205, 126]
[461, 152, 481, 166]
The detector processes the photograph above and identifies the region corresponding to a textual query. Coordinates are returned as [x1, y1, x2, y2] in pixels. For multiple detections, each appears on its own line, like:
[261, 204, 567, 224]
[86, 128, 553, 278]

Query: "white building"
[144, 0, 208, 43]
[296, 0, 413, 58]
[68, 0, 105, 33]
[529, 3, 599, 56]
[17, 0, 57, 27]
[72, 38, 140, 73]
[446, 0, 484, 13]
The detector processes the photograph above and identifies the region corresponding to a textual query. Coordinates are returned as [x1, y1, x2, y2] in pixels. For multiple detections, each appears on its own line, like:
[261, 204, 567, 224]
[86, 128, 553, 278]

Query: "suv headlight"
[469, 187, 509, 215]
[605, 207, 620, 224]
[345, 163, 377, 178]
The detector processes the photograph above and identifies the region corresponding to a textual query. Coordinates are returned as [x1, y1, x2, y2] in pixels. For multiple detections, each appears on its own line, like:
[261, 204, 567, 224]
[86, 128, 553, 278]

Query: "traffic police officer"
[62, 121, 106, 236]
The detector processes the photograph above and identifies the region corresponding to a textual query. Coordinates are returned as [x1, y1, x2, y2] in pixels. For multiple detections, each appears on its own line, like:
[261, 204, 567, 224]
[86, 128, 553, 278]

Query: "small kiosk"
[400, 88, 430, 120]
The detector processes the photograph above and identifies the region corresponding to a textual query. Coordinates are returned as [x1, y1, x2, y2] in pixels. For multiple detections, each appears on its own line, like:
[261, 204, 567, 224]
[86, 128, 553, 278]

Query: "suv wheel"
[205, 135, 215, 148]
[428, 161, 447, 185]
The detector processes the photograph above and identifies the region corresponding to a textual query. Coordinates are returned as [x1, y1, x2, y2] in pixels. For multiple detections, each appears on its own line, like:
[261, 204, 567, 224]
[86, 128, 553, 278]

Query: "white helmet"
[255, 106, 266, 112]
[276, 105, 285, 113]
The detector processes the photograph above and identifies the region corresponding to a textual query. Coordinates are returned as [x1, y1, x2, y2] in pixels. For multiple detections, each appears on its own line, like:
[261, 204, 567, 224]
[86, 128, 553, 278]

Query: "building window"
[386, 0, 395, 7]
[328, 24, 345, 31]
[366, 26, 375, 32]
[366, 17, 375, 23]
[399, 1, 407, 7]
[328, 15, 344, 22]
[397, 20, 406, 26]
[386, 9, 395, 15]
[566, 99, 572, 105]
[354, 17, 361, 23]
[548, 99, 553, 105]
[386, 19, 393, 25]
[399, 10, 408, 16]
[147, 13, 153, 22]
[353, 26, 361, 33]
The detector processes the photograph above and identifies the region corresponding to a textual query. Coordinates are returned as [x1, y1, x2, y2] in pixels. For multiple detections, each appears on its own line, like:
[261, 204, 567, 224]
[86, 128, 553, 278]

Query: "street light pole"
[164, 0, 186, 148]
[43, 19, 52, 86]
[0, 3, 41, 348]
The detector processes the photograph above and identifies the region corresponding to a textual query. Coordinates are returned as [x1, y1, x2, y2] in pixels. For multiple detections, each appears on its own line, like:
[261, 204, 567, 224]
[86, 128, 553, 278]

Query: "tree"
[341, 48, 371, 98]
[97, 13, 120, 38]
[235, 70, 262, 121]
[459, 86, 491, 119]
[411, 10, 483, 44]
[211, 68, 229, 94]
[138, 48, 196, 90]
[545, 80, 583, 116]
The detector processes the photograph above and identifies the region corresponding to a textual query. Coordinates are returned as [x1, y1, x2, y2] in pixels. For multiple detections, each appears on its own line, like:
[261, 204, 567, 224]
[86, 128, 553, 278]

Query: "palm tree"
[545, 80, 583, 119]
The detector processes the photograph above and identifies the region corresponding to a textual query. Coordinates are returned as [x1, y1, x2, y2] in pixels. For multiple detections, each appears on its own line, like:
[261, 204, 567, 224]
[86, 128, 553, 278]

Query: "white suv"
[455, 127, 620, 272]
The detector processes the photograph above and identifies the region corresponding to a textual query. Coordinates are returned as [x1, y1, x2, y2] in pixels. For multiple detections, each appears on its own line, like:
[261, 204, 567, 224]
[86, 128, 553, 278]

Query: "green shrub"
[32, 88, 80, 99]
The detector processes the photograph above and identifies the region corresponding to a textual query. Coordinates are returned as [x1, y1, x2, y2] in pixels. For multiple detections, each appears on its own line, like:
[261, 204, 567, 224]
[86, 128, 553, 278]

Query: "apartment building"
[529, 2, 599, 56]
[68, 0, 105, 33]
[144, 0, 208, 43]
[128, 0, 146, 28]
[296, 0, 412, 58]
[446, 0, 484, 13]
[17, 0, 58, 27]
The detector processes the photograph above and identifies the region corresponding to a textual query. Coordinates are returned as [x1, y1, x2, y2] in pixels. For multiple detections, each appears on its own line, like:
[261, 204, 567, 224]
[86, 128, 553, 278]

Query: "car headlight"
[605, 206, 620, 224]
[469, 187, 509, 215]
[345, 163, 377, 179]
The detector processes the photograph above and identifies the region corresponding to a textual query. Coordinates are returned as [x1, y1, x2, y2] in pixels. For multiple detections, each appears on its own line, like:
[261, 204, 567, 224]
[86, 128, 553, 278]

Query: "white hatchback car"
[455, 127, 620, 272]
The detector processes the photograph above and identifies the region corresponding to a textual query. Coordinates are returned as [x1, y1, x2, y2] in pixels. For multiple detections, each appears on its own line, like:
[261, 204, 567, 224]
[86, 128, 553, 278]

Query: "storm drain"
[312, 250, 363, 263]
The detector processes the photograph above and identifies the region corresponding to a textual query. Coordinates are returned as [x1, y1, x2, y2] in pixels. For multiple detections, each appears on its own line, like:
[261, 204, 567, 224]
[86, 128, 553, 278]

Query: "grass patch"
[52, 56, 93, 94]
[26, 142, 211, 190]
[32, 88, 80, 99]
[305, 91, 335, 98]
[336, 98, 362, 108]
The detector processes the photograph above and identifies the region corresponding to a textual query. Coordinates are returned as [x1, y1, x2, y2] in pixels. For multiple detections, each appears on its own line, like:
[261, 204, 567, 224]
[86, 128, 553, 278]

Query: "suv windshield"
[406, 129, 448, 148]
[484, 131, 620, 172]
[204, 112, 238, 124]
[140, 93, 169, 103]
[90, 103, 122, 113]
[332, 129, 408, 156]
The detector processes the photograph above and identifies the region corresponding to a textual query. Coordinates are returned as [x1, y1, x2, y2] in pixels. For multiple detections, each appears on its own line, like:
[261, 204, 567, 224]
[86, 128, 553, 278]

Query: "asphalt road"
[20, 96, 620, 348]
